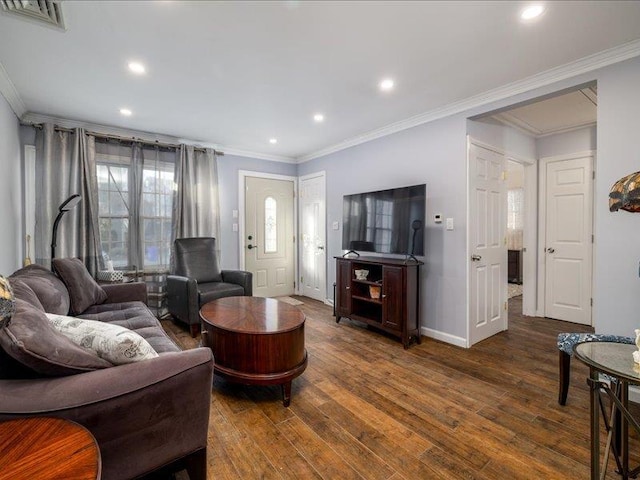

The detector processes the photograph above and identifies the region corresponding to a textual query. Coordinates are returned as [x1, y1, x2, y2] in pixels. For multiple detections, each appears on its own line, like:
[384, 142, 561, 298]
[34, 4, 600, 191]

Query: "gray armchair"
[167, 237, 252, 337]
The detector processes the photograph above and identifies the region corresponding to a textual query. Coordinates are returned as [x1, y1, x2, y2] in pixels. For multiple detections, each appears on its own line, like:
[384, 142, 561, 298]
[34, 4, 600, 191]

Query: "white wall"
[594, 58, 640, 337]
[0, 93, 21, 275]
[537, 125, 596, 159]
[467, 120, 537, 160]
[299, 114, 469, 343]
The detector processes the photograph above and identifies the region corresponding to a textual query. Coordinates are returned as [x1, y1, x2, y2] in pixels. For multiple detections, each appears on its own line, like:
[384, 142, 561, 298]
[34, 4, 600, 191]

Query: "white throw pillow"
[46, 313, 159, 365]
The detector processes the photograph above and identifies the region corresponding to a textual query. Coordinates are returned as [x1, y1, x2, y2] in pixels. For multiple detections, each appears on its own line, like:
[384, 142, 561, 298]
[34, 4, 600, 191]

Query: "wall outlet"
[332, 221, 340, 230]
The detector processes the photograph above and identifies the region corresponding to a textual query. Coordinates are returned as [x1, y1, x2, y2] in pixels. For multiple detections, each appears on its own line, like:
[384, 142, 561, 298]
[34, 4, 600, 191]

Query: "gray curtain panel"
[34, 124, 101, 275]
[171, 145, 221, 271]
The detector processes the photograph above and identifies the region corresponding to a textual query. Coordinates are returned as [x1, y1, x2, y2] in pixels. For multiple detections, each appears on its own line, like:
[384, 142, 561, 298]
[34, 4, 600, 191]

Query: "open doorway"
[468, 83, 597, 340]
[507, 160, 524, 302]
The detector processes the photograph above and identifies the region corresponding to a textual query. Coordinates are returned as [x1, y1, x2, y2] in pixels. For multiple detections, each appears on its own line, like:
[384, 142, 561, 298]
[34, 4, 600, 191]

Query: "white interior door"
[299, 172, 326, 302]
[544, 155, 593, 325]
[469, 142, 507, 346]
[245, 176, 295, 298]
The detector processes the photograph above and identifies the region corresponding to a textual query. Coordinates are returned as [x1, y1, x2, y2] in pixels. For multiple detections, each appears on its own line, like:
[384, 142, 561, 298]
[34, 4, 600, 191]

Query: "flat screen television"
[342, 184, 426, 256]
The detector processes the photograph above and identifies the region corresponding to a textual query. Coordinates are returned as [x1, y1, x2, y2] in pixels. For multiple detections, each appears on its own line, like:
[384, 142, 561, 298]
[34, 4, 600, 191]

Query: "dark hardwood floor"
[162, 295, 639, 479]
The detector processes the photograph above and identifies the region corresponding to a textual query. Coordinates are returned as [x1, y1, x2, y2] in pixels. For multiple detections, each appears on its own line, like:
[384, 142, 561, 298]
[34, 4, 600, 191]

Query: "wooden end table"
[200, 296, 308, 407]
[0, 417, 101, 480]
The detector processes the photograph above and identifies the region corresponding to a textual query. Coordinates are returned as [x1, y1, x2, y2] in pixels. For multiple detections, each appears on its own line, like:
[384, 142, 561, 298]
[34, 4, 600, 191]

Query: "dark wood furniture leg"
[190, 323, 200, 338]
[559, 350, 571, 405]
[184, 448, 207, 480]
[282, 382, 292, 407]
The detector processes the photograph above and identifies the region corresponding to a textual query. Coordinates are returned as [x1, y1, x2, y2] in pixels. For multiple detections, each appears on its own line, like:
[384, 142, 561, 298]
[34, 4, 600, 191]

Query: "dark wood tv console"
[335, 256, 422, 349]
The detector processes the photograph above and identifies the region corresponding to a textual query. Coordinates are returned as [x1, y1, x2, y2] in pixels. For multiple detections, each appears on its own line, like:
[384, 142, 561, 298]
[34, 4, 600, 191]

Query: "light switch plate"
[446, 218, 454, 230]
[332, 221, 340, 230]
[434, 213, 442, 223]
[232, 223, 238, 232]
[232, 209, 238, 218]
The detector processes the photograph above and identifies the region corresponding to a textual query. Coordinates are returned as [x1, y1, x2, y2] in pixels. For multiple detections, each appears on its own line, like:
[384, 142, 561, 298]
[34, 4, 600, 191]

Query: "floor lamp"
[51, 194, 82, 260]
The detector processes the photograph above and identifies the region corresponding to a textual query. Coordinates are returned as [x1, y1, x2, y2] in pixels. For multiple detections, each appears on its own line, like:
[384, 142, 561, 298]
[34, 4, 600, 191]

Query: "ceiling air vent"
[1, 0, 65, 31]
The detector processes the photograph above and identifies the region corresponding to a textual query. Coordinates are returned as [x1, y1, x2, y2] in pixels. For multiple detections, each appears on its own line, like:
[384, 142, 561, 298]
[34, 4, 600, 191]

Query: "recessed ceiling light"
[128, 62, 146, 74]
[379, 79, 394, 91]
[120, 108, 132, 116]
[521, 4, 545, 20]
[269, 138, 278, 144]
[313, 113, 324, 123]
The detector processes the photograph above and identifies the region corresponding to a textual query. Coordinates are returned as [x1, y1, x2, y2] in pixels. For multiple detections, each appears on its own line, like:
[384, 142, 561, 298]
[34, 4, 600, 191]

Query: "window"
[97, 162, 130, 268]
[97, 152, 175, 271]
[507, 188, 524, 250]
[142, 165, 174, 268]
[264, 196, 277, 253]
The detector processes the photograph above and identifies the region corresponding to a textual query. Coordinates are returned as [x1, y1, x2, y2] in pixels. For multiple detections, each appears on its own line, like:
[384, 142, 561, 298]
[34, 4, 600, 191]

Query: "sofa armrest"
[166, 275, 200, 325]
[101, 281, 148, 304]
[222, 270, 253, 296]
[0, 348, 213, 480]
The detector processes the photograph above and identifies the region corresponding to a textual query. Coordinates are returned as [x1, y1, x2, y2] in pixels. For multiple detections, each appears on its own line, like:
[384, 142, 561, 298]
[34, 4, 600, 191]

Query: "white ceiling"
[0, 1, 639, 161]
[489, 86, 597, 137]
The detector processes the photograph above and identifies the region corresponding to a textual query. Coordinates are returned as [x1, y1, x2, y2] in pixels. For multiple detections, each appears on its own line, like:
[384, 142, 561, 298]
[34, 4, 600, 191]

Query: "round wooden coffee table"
[200, 296, 308, 407]
[0, 417, 101, 480]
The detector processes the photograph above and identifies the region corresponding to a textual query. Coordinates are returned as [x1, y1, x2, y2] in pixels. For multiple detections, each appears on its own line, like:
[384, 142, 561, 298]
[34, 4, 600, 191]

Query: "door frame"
[238, 171, 298, 290]
[466, 137, 508, 348]
[536, 150, 595, 321]
[298, 170, 327, 300]
[505, 153, 538, 317]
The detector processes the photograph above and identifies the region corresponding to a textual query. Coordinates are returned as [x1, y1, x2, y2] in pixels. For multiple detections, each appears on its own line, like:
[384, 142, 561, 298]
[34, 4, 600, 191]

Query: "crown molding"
[298, 38, 640, 163]
[220, 146, 296, 163]
[21, 112, 295, 163]
[0, 61, 26, 118]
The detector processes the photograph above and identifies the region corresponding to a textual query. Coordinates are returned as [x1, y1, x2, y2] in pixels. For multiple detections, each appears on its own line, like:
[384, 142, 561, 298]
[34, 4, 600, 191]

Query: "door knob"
[248, 244, 258, 250]
[547, 247, 555, 253]
[471, 254, 482, 261]
[317, 245, 325, 250]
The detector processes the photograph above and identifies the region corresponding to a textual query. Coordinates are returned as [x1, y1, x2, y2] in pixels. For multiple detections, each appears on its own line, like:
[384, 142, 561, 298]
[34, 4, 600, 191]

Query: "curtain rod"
[30, 123, 224, 156]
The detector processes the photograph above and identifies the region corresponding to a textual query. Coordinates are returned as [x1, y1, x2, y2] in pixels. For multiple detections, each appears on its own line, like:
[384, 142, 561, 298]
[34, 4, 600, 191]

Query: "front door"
[544, 155, 593, 325]
[245, 176, 295, 298]
[299, 172, 326, 302]
[469, 141, 508, 346]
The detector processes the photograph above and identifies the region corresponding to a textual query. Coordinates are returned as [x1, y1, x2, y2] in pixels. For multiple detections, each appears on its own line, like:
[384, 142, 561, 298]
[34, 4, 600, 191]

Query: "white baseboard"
[324, 299, 334, 307]
[421, 327, 468, 348]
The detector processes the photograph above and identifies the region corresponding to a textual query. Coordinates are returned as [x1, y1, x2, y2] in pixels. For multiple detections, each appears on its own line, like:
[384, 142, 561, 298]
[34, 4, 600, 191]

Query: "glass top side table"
[574, 341, 640, 480]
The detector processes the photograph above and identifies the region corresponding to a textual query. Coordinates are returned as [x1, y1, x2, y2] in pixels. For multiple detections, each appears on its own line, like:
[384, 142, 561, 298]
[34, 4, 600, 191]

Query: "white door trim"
[536, 150, 595, 318]
[238, 171, 298, 287]
[521, 159, 538, 317]
[298, 170, 327, 299]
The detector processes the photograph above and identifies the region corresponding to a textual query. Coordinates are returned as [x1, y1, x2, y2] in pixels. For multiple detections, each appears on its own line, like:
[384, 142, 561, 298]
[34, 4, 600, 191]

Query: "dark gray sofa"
[0, 264, 213, 480]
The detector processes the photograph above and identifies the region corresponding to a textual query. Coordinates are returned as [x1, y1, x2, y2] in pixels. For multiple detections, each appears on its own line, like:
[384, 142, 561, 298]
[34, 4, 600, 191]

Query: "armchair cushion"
[199, 281, 245, 304]
[46, 313, 159, 365]
[0, 298, 112, 376]
[175, 237, 222, 283]
[52, 258, 107, 315]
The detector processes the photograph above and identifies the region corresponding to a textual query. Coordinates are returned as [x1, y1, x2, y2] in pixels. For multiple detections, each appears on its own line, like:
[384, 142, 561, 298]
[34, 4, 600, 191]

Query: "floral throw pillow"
[46, 313, 159, 365]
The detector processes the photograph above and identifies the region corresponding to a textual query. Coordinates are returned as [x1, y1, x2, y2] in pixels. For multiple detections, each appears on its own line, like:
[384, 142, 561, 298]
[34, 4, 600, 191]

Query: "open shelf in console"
[335, 255, 423, 349]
